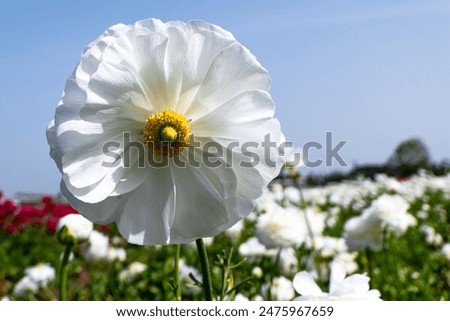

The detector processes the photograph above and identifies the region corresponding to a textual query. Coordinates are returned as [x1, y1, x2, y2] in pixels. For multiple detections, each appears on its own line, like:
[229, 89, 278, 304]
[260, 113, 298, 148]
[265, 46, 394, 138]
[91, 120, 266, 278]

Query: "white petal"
[60, 180, 120, 224]
[59, 77, 88, 113]
[59, 125, 139, 184]
[185, 20, 235, 42]
[168, 148, 240, 243]
[190, 137, 264, 202]
[99, 27, 170, 111]
[186, 42, 270, 119]
[62, 161, 118, 204]
[137, 19, 218, 38]
[86, 60, 154, 116]
[82, 22, 131, 59]
[55, 23, 142, 126]
[131, 19, 237, 116]
[76, 23, 132, 89]
[60, 126, 149, 203]
[329, 261, 347, 294]
[60, 130, 120, 187]
[50, 41, 154, 201]
[208, 123, 284, 192]
[331, 274, 371, 297]
[47, 119, 62, 172]
[294, 295, 327, 301]
[292, 271, 324, 296]
[190, 90, 275, 139]
[161, 26, 189, 108]
[110, 147, 151, 197]
[173, 21, 236, 114]
[190, 89, 284, 191]
[134, 18, 168, 32]
[365, 289, 382, 300]
[56, 214, 93, 240]
[116, 167, 175, 245]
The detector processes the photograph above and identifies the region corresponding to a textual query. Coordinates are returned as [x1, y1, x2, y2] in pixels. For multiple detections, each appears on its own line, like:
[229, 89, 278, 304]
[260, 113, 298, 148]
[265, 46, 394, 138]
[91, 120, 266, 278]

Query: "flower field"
[1, 171, 449, 301]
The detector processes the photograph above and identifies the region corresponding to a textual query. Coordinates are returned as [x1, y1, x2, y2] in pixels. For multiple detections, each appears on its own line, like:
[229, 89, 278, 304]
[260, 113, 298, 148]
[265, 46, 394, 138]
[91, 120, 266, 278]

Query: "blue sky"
[1, 0, 449, 196]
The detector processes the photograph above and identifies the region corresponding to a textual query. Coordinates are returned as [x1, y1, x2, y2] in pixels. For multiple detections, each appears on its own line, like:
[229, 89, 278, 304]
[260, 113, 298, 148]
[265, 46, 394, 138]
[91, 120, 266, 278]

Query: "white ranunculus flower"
[82, 230, 110, 261]
[13, 263, 56, 298]
[270, 183, 285, 202]
[302, 207, 326, 245]
[332, 251, 359, 275]
[369, 194, 416, 235]
[107, 247, 127, 262]
[224, 220, 244, 241]
[251, 266, 263, 279]
[344, 194, 416, 251]
[440, 243, 450, 260]
[233, 293, 250, 301]
[12, 276, 39, 297]
[118, 261, 147, 282]
[255, 206, 306, 248]
[343, 209, 383, 251]
[254, 191, 280, 216]
[57, 213, 94, 243]
[253, 294, 265, 301]
[238, 237, 278, 259]
[314, 236, 348, 258]
[185, 236, 214, 250]
[293, 262, 381, 301]
[25, 263, 56, 287]
[283, 186, 301, 204]
[261, 276, 295, 301]
[278, 247, 299, 276]
[47, 18, 284, 245]
[420, 224, 443, 246]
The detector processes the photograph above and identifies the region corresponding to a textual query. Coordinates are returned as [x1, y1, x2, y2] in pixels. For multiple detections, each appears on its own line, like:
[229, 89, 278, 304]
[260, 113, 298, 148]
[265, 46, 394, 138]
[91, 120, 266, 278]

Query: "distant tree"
[349, 164, 389, 179]
[431, 158, 450, 176]
[386, 138, 430, 177]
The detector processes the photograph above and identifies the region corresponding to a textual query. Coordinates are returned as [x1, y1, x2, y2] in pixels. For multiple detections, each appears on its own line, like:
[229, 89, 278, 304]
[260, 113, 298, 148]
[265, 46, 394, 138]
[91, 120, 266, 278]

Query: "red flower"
[0, 191, 77, 233]
[42, 195, 53, 204]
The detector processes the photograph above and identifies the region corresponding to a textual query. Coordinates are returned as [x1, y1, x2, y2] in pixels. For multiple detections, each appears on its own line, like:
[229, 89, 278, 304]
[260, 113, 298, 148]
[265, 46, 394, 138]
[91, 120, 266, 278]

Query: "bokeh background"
[1, 0, 449, 196]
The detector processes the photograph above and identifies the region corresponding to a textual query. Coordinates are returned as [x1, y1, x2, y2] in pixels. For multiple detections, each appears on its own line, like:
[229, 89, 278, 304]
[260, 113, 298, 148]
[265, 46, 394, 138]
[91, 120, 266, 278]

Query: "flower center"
[143, 109, 191, 157]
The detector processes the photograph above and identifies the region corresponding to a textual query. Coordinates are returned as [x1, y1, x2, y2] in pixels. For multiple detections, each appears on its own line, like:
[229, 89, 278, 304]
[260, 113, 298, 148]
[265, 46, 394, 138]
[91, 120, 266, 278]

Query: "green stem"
[219, 248, 233, 300]
[382, 231, 400, 293]
[59, 245, 73, 301]
[195, 239, 213, 300]
[174, 244, 182, 301]
[42, 285, 57, 301]
[296, 181, 319, 273]
[220, 261, 228, 301]
[364, 248, 372, 280]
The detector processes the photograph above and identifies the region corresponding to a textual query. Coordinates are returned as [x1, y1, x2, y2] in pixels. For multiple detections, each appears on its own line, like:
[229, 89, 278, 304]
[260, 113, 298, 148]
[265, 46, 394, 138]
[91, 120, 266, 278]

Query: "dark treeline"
[289, 137, 449, 186]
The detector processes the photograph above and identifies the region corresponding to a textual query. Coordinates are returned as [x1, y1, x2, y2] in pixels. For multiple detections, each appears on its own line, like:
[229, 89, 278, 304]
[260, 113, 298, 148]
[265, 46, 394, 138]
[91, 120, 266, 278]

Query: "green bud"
[57, 225, 77, 246]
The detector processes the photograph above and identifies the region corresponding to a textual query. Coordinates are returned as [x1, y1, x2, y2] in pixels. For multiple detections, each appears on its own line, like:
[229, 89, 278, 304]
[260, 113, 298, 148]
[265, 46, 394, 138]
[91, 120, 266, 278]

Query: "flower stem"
[364, 248, 373, 280]
[195, 238, 213, 300]
[174, 244, 182, 301]
[42, 285, 58, 301]
[59, 245, 73, 301]
[296, 180, 320, 273]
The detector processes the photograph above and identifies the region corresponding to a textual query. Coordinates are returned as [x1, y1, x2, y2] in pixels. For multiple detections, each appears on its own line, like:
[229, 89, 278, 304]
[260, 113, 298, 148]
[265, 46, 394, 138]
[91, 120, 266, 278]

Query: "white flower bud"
[57, 214, 93, 245]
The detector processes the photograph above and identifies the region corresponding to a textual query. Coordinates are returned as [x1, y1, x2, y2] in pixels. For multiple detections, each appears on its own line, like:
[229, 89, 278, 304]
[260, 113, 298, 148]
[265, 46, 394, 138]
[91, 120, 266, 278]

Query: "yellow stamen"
[160, 126, 178, 142]
[143, 109, 191, 157]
